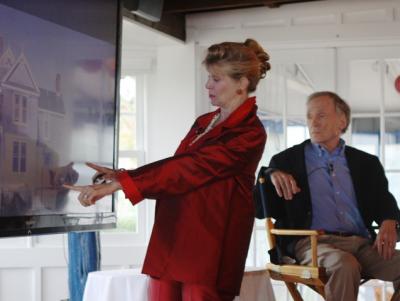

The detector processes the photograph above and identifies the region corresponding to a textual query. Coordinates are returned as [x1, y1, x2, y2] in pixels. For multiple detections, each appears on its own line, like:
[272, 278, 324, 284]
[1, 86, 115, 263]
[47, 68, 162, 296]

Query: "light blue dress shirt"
[305, 140, 370, 238]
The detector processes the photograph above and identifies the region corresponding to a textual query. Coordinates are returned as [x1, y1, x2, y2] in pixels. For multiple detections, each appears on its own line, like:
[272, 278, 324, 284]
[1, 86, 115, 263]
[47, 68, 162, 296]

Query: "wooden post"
[311, 235, 318, 267]
[266, 218, 276, 248]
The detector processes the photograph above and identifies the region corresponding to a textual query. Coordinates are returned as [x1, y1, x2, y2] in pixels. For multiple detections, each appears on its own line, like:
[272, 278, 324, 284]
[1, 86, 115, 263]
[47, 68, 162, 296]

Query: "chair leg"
[305, 284, 326, 300]
[314, 285, 325, 299]
[285, 282, 303, 301]
[390, 289, 400, 301]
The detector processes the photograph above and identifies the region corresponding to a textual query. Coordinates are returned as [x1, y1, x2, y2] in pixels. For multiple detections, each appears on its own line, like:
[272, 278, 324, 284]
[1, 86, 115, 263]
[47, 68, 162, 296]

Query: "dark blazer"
[259, 139, 400, 257]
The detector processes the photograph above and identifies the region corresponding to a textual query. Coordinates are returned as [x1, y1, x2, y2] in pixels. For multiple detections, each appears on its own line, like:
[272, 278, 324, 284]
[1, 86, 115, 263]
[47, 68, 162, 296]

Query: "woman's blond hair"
[203, 38, 271, 93]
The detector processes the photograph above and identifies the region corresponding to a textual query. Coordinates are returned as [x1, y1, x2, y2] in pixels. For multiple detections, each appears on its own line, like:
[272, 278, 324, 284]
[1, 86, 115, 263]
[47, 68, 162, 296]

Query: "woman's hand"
[86, 162, 116, 183]
[63, 181, 122, 207]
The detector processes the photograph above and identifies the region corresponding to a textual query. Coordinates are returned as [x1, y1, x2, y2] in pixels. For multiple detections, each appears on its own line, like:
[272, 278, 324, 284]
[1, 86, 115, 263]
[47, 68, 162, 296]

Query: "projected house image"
[0, 39, 78, 216]
[0, 3, 116, 219]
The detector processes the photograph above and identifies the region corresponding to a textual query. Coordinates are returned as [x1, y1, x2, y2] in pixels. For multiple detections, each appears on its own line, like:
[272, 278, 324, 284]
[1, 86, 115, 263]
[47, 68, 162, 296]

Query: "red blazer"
[117, 97, 266, 295]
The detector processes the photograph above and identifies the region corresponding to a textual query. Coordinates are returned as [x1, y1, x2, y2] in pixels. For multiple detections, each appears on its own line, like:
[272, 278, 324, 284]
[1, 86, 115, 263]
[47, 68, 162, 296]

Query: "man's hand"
[270, 170, 301, 200]
[373, 220, 398, 260]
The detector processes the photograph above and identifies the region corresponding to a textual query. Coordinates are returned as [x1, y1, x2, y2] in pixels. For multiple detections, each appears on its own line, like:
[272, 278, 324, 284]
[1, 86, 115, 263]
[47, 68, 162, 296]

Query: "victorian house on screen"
[0, 36, 66, 215]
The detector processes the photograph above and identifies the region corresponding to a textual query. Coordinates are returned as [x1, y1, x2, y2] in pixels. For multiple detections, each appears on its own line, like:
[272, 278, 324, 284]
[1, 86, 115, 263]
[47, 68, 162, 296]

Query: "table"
[83, 267, 276, 301]
[234, 268, 276, 301]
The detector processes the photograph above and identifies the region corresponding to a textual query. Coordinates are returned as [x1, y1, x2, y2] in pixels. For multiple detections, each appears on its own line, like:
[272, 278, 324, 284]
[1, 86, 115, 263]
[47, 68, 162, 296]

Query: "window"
[13, 94, 28, 124]
[115, 75, 146, 232]
[22, 96, 27, 123]
[0, 127, 2, 158]
[351, 117, 380, 156]
[13, 95, 19, 122]
[40, 114, 50, 141]
[0, 94, 3, 122]
[385, 117, 400, 171]
[12, 141, 27, 173]
[342, 47, 400, 206]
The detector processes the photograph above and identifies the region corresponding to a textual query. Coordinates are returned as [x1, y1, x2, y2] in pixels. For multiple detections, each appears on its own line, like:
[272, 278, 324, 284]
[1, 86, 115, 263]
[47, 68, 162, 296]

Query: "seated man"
[261, 91, 400, 301]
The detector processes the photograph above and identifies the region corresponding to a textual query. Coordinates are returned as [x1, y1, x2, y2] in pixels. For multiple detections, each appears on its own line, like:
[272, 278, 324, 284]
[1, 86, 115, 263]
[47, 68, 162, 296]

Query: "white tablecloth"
[83, 268, 149, 301]
[83, 267, 275, 301]
[234, 268, 276, 301]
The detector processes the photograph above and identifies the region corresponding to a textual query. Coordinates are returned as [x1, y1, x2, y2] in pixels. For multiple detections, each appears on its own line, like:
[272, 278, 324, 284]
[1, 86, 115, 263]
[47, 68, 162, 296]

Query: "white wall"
[187, 0, 400, 47]
[146, 43, 197, 162]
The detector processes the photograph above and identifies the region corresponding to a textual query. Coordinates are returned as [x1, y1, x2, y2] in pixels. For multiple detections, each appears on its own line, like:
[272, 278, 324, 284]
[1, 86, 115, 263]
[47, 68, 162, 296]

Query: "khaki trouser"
[295, 235, 400, 301]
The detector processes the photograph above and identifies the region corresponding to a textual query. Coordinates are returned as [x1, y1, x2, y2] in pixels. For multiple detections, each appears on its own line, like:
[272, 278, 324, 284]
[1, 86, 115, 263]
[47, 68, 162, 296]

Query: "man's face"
[306, 95, 346, 151]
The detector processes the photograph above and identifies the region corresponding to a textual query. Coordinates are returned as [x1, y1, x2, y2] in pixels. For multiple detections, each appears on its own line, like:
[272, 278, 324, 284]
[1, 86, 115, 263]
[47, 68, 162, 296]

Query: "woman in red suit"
[65, 38, 270, 301]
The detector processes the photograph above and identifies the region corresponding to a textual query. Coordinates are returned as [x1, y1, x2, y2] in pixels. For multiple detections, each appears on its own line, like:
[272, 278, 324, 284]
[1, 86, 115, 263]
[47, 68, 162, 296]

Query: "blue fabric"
[68, 232, 101, 301]
[305, 140, 370, 238]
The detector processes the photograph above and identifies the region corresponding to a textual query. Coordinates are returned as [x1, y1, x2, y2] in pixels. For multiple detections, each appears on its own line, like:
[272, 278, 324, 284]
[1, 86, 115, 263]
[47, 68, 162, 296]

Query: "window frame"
[101, 74, 150, 246]
[0, 93, 3, 122]
[12, 140, 27, 173]
[13, 93, 28, 125]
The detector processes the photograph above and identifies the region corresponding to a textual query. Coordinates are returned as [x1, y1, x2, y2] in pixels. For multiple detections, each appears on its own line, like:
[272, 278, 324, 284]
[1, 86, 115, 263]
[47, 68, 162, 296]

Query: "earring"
[236, 89, 243, 95]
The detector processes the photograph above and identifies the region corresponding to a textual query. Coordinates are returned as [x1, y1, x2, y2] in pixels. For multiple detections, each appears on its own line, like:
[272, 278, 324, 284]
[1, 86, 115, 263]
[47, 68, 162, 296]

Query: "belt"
[324, 231, 355, 237]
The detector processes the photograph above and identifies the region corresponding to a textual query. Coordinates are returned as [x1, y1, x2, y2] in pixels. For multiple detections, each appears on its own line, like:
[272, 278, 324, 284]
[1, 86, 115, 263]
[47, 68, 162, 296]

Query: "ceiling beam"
[164, 0, 266, 13]
[123, 8, 186, 42]
[122, 0, 323, 42]
[163, 0, 320, 14]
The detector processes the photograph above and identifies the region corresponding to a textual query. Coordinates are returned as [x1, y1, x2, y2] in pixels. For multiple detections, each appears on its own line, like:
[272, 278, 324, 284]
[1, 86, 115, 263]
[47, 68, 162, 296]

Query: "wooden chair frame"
[265, 217, 328, 301]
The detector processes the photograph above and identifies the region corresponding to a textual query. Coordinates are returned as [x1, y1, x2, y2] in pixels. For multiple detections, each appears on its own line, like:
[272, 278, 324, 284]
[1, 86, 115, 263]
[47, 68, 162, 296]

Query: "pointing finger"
[63, 184, 85, 192]
[86, 162, 112, 173]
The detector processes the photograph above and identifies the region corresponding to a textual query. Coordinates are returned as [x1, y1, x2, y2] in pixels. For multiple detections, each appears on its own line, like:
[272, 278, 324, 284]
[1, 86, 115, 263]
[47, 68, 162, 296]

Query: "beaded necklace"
[189, 113, 221, 146]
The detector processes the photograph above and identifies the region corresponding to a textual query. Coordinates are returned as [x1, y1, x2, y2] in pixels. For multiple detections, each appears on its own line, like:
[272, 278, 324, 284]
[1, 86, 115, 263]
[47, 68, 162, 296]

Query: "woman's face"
[205, 65, 242, 108]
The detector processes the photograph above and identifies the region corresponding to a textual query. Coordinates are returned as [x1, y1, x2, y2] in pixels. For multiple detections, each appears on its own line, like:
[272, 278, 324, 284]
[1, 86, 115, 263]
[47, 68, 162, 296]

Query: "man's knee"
[324, 252, 361, 301]
[326, 252, 361, 278]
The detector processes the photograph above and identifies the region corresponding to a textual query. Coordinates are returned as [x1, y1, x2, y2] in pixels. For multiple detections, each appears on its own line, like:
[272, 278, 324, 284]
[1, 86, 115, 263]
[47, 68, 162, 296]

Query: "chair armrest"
[271, 229, 324, 236]
[270, 228, 323, 267]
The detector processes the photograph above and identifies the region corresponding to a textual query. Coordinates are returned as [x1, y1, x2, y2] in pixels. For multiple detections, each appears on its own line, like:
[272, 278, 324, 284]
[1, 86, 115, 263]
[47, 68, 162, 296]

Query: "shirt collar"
[310, 138, 346, 157]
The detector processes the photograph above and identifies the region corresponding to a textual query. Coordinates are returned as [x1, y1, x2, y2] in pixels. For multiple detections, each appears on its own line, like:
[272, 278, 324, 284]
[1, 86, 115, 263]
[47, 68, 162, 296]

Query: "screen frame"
[0, 0, 122, 237]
